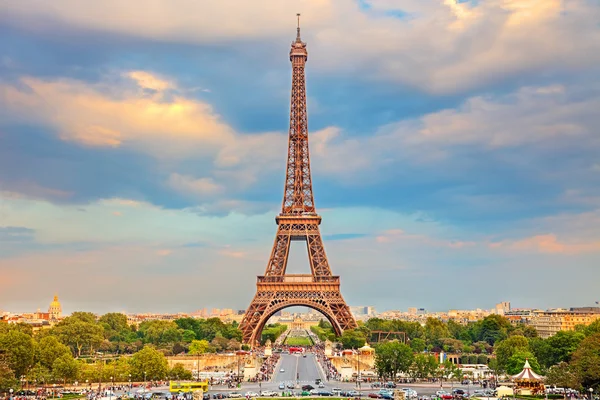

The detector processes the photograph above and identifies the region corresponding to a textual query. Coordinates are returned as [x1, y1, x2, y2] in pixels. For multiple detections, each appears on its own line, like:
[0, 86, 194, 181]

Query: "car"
[280, 368, 285, 372]
[279, 383, 286, 390]
[310, 389, 320, 396]
[332, 389, 342, 395]
[213, 394, 226, 399]
[318, 391, 333, 397]
[315, 379, 322, 385]
[203, 394, 211, 400]
[301, 391, 311, 397]
[385, 382, 397, 389]
[348, 391, 361, 397]
[228, 393, 242, 398]
[244, 392, 259, 398]
[371, 383, 382, 389]
[318, 383, 325, 388]
[303, 354, 307, 358]
[302, 385, 315, 391]
[287, 383, 295, 389]
[368, 394, 381, 399]
[260, 391, 277, 397]
[380, 394, 393, 400]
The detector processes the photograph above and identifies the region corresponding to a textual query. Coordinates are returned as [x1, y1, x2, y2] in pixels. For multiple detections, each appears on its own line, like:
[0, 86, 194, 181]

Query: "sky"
[1, 0, 600, 315]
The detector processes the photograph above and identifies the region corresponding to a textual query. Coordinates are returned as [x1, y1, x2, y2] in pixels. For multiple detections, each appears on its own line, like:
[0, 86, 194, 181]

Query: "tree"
[52, 354, 79, 383]
[54, 316, 104, 356]
[37, 336, 72, 370]
[138, 321, 182, 345]
[546, 362, 581, 390]
[505, 351, 541, 375]
[70, 312, 98, 324]
[471, 315, 512, 345]
[375, 341, 414, 380]
[189, 340, 210, 355]
[339, 329, 366, 349]
[494, 335, 529, 371]
[211, 335, 229, 352]
[169, 363, 192, 380]
[99, 313, 131, 341]
[0, 330, 35, 377]
[411, 354, 438, 379]
[570, 333, 600, 390]
[0, 363, 18, 393]
[424, 318, 450, 348]
[535, 331, 585, 369]
[410, 338, 426, 353]
[129, 346, 169, 381]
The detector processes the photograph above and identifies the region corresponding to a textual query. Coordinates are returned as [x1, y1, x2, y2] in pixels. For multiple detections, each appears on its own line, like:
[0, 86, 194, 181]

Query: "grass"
[284, 336, 314, 346]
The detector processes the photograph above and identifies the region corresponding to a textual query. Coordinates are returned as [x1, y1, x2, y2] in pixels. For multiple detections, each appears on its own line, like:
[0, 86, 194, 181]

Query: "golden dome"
[48, 295, 62, 317]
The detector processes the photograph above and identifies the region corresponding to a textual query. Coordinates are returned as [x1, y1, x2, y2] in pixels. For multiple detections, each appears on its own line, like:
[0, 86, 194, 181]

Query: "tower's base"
[239, 275, 357, 346]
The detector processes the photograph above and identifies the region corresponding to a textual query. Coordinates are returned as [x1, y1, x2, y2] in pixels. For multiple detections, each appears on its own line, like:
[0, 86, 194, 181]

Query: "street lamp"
[129, 374, 132, 392]
[144, 372, 147, 392]
[589, 388, 593, 400]
[109, 378, 113, 400]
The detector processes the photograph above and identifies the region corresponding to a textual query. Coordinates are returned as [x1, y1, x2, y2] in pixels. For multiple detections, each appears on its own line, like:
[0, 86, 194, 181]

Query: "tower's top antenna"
[296, 13, 301, 41]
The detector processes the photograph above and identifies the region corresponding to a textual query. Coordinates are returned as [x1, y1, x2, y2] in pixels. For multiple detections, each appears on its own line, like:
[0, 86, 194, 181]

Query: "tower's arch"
[249, 301, 343, 346]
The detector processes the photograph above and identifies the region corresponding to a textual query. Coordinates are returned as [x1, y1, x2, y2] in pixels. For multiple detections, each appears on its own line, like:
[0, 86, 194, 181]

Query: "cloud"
[0, 226, 35, 243]
[491, 234, 600, 255]
[0, 73, 235, 156]
[1, 0, 598, 94]
[168, 173, 224, 197]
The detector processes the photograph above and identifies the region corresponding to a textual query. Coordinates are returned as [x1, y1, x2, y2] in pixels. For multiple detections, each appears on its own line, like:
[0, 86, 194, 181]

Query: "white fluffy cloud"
[1, 0, 598, 94]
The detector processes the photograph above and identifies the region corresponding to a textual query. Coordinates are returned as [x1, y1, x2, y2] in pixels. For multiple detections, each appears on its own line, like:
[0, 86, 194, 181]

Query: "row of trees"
[0, 312, 243, 392]
[375, 341, 463, 381]
[0, 321, 192, 391]
[366, 316, 600, 391]
[41, 312, 244, 357]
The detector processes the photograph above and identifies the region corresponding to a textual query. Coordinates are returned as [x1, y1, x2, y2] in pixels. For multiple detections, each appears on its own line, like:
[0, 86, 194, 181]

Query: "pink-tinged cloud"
[490, 234, 600, 254]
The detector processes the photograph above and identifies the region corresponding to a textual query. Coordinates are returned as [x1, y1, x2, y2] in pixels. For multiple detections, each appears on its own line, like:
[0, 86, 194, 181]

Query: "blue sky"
[1, 0, 599, 315]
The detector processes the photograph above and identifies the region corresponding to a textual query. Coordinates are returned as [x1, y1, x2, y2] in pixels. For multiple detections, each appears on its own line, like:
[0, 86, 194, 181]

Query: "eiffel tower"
[240, 15, 357, 346]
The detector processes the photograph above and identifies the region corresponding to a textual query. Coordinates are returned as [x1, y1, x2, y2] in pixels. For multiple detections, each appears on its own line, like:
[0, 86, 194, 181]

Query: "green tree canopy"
[169, 363, 192, 380]
[129, 345, 169, 381]
[52, 354, 79, 383]
[374, 341, 414, 380]
[188, 339, 210, 355]
[0, 362, 18, 392]
[53, 316, 104, 356]
[339, 329, 366, 349]
[409, 338, 426, 353]
[0, 329, 35, 377]
[506, 351, 541, 375]
[570, 332, 600, 390]
[37, 336, 72, 370]
[424, 318, 450, 348]
[494, 335, 529, 371]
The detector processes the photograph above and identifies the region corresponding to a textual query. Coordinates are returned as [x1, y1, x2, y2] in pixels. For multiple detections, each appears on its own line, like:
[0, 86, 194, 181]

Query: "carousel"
[512, 359, 544, 395]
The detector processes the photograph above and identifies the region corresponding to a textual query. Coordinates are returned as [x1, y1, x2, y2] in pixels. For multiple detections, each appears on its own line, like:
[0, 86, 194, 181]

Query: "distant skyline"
[1, 1, 600, 313]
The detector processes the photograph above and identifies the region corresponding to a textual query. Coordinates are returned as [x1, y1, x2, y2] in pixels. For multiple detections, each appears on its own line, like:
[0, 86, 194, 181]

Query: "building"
[531, 307, 600, 338]
[48, 295, 62, 320]
[495, 302, 511, 315]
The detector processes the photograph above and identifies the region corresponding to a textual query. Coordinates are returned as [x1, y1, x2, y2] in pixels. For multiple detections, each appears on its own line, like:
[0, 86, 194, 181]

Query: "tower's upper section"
[290, 13, 308, 62]
[281, 14, 316, 216]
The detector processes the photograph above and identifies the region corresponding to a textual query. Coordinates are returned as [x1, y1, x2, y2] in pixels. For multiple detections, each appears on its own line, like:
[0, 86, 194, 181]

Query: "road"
[273, 353, 325, 384]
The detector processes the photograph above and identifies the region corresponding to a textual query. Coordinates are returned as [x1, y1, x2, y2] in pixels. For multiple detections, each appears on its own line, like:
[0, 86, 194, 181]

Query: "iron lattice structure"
[240, 16, 357, 346]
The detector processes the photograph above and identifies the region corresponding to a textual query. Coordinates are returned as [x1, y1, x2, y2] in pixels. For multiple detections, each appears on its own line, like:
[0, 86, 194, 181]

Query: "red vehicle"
[289, 347, 305, 354]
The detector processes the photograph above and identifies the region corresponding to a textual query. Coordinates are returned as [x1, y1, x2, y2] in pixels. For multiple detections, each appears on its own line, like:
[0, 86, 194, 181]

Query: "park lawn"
[284, 336, 313, 346]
